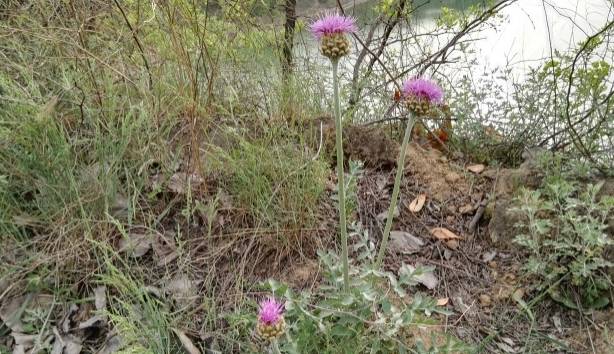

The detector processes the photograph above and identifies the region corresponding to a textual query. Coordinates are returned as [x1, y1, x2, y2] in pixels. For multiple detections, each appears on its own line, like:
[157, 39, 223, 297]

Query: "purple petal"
[401, 78, 444, 104]
[258, 297, 284, 325]
[309, 12, 357, 40]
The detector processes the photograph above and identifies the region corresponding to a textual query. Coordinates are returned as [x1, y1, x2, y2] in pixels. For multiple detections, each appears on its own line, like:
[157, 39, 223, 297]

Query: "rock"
[495, 167, 543, 196]
[389, 231, 424, 254]
[487, 199, 521, 245]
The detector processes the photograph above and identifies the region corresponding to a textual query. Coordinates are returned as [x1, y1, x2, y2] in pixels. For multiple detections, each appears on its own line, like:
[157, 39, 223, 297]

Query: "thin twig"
[563, 20, 614, 166]
[112, 0, 154, 90]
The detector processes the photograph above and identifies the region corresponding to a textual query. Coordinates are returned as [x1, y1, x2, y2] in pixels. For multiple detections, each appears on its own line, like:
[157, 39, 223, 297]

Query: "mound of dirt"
[404, 142, 472, 202]
[308, 117, 399, 169]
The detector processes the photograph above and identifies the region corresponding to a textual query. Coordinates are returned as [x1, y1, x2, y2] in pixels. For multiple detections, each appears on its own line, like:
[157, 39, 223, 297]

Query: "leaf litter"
[388, 231, 424, 254]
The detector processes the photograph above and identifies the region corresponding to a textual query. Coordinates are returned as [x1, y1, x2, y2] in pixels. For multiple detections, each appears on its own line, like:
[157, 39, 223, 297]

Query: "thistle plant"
[256, 297, 286, 353]
[310, 12, 357, 291]
[374, 78, 444, 270]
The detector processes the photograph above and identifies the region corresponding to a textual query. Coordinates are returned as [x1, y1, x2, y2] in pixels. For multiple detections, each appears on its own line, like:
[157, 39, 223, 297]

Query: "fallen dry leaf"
[430, 227, 462, 241]
[11, 332, 37, 346]
[407, 194, 427, 213]
[64, 335, 83, 354]
[61, 304, 79, 333]
[118, 233, 152, 258]
[0, 295, 24, 332]
[404, 264, 438, 289]
[436, 298, 449, 306]
[467, 164, 485, 174]
[1, 294, 54, 334]
[165, 276, 201, 306]
[97, 334, 123, 354]
[51, 328, 64, 354]
[172, 328, 201, 354]
[51, 333, 83, 354]
[389, 231, 424, 254]
[168, 173, 204, 194]
[153, 233, 179, 267]
[110, 194, 129, 219]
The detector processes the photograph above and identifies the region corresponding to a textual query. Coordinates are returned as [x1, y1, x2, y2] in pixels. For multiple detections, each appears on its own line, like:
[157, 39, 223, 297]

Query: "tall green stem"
[332, 59, 350, 291]
[374, 113, 415, 270]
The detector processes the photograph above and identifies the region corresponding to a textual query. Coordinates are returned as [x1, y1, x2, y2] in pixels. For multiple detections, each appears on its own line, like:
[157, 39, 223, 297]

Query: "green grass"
[0, 2, 331, 353]
[2, 1, 610, 353]
[213, 135, 327, 230]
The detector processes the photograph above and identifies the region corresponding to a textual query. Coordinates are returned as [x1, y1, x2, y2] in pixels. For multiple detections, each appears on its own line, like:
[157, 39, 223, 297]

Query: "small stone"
[488, 261, 498, 269]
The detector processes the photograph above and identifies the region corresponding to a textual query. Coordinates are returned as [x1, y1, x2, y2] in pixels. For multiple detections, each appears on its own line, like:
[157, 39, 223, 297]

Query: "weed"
[215, 136, 327, 230]
[242, 226, 471, 353]
[511, 154, 613, 309]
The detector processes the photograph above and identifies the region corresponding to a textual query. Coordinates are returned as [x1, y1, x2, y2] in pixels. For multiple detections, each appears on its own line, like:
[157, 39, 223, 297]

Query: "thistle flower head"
[310, 12, 357, 40]
[258, 297, 284, 326]
[401, 78, 444, 104]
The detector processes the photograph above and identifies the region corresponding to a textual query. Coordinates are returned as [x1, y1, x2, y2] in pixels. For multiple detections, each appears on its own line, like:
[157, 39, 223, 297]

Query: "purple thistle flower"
[258, 297, 284, 326]
[402, 78, 444, 104]
[310, 12, 357, 40]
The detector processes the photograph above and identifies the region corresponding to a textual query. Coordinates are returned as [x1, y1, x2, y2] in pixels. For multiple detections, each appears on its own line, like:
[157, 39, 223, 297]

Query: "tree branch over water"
[338, 0, 518, 115]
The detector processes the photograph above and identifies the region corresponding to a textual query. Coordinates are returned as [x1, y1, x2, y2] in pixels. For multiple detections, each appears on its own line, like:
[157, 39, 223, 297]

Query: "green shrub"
[511, 155, 613, 309]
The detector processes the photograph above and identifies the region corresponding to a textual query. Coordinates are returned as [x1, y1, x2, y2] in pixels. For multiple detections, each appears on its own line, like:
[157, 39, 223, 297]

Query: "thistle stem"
[374, 113, 415, 270]
[332, 59, 350, 291]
